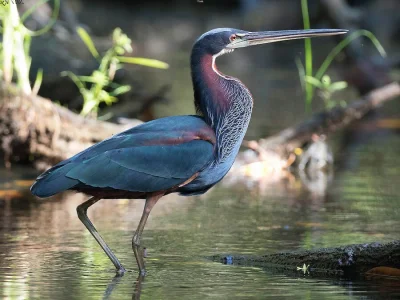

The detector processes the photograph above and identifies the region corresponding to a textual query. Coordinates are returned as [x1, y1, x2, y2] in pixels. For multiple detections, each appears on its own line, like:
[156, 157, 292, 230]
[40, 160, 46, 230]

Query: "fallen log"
[1, 82, 399, 172]
[228, 82, 400, 184]
[212, 240, 400, 277]
[0, 83, 141, 169]
[255, 82, 400, 156]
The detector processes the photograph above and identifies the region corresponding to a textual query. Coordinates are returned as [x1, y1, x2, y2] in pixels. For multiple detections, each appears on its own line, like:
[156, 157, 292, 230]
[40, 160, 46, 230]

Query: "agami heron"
[31, 28, 347, 275]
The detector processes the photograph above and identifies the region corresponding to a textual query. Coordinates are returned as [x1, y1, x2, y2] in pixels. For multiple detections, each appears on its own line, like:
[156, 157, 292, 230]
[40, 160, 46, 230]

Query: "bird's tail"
[30, 163, 79, 198]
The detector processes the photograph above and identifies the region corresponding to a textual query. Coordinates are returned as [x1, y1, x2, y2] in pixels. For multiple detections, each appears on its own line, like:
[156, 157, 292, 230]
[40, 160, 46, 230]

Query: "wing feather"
[31, 116, 216, 197]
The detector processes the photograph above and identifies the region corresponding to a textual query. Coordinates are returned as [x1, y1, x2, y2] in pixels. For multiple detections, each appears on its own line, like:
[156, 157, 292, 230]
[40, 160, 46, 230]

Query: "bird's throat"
[191, 52, 253, 162]
[192, 53, 252, 122]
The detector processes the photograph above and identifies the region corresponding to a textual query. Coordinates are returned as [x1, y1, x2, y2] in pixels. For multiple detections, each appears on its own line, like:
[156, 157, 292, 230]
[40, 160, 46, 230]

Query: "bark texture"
[0, 83, 140, 169]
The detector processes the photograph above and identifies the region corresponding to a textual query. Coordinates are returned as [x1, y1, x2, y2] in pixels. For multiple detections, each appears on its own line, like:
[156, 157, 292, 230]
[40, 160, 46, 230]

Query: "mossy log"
[212, 240, 400, 277]
[0, 83, 140, 169]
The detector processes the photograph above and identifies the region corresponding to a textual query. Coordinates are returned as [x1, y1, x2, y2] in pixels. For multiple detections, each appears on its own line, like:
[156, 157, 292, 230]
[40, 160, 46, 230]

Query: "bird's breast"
[214, 86, 253, 164]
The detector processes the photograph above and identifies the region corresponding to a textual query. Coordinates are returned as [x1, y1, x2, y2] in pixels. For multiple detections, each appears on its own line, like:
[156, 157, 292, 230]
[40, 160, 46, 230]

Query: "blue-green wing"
[31, 116, 215, 197]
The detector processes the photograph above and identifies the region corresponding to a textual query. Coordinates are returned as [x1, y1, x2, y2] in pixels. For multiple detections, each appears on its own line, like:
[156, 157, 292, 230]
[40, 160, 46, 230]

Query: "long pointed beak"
[227, 29, 348, 49]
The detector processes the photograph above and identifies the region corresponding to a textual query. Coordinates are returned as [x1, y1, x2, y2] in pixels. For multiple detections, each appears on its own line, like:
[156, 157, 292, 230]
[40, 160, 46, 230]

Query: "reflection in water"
[132, 275, 144, 300]
[299, 167, 334, 198]
[101, 274, 144, 300]
[1, 133, 400, 299]
[102, 275, 124, 300]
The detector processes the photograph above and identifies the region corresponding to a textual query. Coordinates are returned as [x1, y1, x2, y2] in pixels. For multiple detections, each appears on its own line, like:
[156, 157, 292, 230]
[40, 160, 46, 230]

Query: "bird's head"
[194, 28, 348, 57]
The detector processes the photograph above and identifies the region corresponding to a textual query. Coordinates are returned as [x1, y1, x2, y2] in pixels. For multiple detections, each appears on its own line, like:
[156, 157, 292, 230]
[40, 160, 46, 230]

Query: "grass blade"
[77, 26, 100, 59]
[295, 57, 306, 91]
[117, 56, 169, 69]
[32, 68, 43, 95]
[315, 30, 386, 81]
[301, 0, 314, 113]
[61, 71, 85, 90]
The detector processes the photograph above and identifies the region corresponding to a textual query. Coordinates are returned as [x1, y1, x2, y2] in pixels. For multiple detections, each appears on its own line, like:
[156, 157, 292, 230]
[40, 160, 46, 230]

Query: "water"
[1, 130, 400, 299]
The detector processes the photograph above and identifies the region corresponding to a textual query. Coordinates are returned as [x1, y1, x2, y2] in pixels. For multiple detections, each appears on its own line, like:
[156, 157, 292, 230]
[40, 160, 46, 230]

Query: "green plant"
[63, 27, 168, 117]
[300, 0, 313, 112]
[297, 263, 310, 274]
[298, 0, 386, 112]
[0, 0, 59, 94]
[305, 75, 347, 109]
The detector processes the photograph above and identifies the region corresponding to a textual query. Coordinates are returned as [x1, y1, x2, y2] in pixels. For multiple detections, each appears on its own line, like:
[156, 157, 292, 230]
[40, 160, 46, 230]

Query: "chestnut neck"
[190, 46, 253, 162]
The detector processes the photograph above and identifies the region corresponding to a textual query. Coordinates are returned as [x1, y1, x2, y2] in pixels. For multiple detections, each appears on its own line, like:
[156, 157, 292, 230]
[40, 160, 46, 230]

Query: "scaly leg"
[132, 192, 164, 275]
[77, 197, 126, 275]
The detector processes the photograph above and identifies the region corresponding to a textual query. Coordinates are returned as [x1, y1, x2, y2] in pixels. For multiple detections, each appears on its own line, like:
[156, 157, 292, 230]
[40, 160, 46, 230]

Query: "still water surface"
[1, 132, 400, 299]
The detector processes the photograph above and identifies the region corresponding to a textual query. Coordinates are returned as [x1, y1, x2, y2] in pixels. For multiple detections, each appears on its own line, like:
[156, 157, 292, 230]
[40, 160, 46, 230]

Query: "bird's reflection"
[132, 275, 145, 300]
[102, 273, 145, 300]
[102, 274, 123, 300]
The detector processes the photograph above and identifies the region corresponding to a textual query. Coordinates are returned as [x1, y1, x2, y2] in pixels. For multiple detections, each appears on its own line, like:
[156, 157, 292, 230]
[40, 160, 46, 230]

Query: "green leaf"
[81, 100, 97, 116]
[112, 28, 122, 42]
[110, 85, 131, 96]
[117, 56, 169, 69]
[78, 72, 108, 86]
[77, 26, 100, 59]
[315, 30, 387, 81]
[295, 57, 306, 91]
[304, 76, 322, 88]
[61, 71, 85, 90]
[301, 0, 314, 113]
[91, 70, 109, 85]
[321, 75, 331, 87]
[329, 81, 348, 92]
[99, 90, 117, 105]
[112, 28, 132, 52]
[32, 68, 43, 95]
[115, 46, 125, 56]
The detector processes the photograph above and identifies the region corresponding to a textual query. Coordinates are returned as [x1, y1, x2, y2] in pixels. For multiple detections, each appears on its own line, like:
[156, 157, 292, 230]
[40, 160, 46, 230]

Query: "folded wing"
[31, 116, 215, 197]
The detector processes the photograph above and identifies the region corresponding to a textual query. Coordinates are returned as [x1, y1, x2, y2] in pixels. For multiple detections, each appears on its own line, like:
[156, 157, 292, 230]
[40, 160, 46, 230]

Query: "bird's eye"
[229, 34, 237, 42]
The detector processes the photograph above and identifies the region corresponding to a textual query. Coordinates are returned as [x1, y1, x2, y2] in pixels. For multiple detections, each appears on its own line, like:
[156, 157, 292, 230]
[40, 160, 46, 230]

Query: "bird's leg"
[77, 197, 126, 275]
[132, 192, 164, 275]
